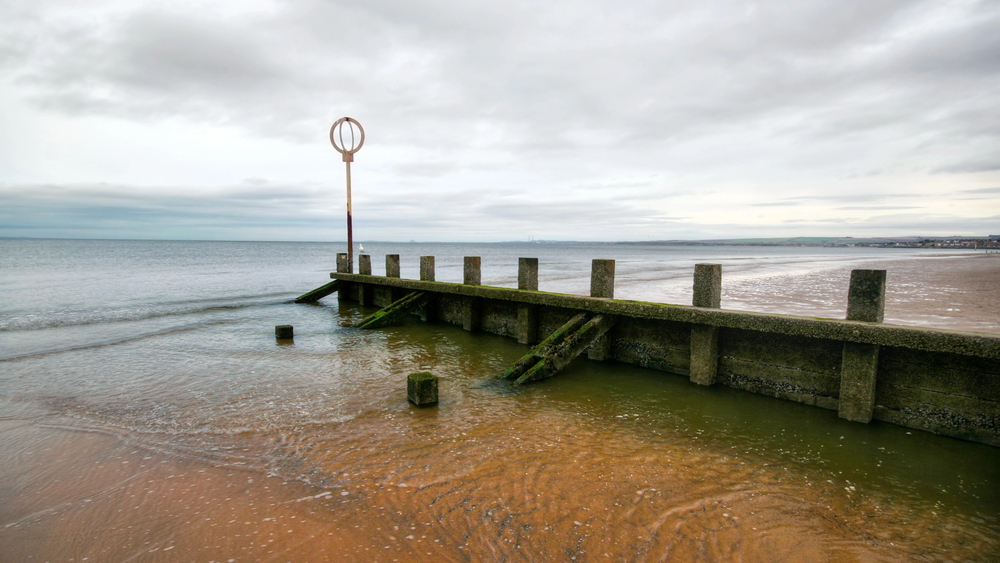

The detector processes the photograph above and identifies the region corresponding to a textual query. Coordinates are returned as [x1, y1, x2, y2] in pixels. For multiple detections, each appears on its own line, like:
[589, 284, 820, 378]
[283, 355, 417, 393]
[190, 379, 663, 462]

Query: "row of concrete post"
[337, 252, 887, 424]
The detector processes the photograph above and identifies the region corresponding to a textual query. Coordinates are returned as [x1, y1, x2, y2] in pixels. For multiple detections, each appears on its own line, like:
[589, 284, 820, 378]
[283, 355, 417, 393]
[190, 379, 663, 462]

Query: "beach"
[1, 241, 998, 562]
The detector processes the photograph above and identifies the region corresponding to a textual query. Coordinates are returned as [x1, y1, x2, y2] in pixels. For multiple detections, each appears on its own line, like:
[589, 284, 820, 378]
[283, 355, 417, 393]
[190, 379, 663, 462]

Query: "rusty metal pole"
[345, 158, 353, 272]
[330, 117, 365, 274]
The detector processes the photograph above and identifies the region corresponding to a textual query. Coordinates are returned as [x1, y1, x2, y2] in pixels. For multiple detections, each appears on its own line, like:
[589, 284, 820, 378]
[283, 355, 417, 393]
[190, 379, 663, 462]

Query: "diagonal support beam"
[496, 313, 590, 382]
[355, 292, 430, 329]
[514, 314, 616, 386]
[295, 280, 341, 303]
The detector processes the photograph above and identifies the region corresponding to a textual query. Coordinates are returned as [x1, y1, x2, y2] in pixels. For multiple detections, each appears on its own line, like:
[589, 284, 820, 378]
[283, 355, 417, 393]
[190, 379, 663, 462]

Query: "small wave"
[0, 320, 234, 362]
[0, 297, 288, 333]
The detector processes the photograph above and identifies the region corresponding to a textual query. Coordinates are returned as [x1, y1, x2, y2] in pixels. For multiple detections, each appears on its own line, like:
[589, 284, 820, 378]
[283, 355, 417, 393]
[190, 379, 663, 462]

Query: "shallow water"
[1, 240, 998, 561]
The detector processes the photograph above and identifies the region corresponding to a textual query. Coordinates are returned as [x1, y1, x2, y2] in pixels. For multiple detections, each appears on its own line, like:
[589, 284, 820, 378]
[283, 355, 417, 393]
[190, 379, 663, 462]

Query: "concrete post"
[517, 258, 539, 344]
[407, 372, 439, 407]
[419, 256, 436, 322]
[517, 305, 538, 345]
[385, 254, 401, 278]
[463, 257, 482, 331]
[356, 255, 373, 306]
[590, 259, 615, 299]
[839, 343, 880, 423]
[693, 263, 722, 308]
[420, 256, 435, 282]
[464, 257, 481, 286]
[587, 259, 615, 360]
[518, 258, 538, 291]
[690, 264, 722, 386]
[846, 269, 886, 322]
[336, 253, 351, 303]
[275, 325, 293, 340]
[839, 269, 886, 423]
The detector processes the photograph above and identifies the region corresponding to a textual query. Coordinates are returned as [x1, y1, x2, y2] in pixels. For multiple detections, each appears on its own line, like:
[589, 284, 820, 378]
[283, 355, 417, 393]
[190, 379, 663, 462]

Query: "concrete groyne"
[318, 253, 1000, 447]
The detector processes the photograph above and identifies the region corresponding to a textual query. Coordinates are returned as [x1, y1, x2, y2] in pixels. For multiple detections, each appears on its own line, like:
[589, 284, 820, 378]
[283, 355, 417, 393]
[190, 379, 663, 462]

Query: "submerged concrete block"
[275, 325, 293, 339]
[464, 256, 481, 286]
[590, 259, 615, 299]
[519, 258, 539, 291]
[420, 256, 435, 282]
[847, 269, 886, 322]
[386, 254, 400, 278]
[407, 372, 439, 407]
[693, 264, 722, 308]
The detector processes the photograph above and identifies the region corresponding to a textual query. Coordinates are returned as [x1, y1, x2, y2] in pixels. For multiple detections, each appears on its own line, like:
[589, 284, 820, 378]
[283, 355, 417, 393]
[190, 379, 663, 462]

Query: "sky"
[1, 0, 998, 242]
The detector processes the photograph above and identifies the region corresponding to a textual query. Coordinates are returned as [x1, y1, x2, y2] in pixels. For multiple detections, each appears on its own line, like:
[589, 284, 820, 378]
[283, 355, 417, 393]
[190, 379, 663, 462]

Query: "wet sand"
[724, 253, 1000, 334]
[2, 253, 999, 562]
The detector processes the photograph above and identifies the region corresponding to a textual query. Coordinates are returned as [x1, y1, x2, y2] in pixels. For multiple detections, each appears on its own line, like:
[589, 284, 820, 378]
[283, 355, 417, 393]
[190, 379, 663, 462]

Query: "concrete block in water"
[518, 258, 538, 291]
[407, 372, 439, 407]
[847, 270, 886, 322]
[336, 253, 349, 274]
[275, 325, 293, 339]
[839, 342, 879, 423]
[359, 254, 372, 275]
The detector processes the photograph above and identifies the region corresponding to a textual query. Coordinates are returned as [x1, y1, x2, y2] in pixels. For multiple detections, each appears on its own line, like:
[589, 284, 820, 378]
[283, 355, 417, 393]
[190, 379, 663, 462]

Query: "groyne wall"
[328, 253, 1000, 447]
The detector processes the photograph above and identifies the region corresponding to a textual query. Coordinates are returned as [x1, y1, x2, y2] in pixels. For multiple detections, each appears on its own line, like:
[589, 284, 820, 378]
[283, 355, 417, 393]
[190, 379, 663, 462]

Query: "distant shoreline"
[2, 235, 998, 249]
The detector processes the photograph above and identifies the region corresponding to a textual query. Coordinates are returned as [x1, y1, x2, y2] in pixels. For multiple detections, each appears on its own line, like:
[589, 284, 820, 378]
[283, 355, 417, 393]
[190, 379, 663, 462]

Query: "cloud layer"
[1, 0, 998, 240]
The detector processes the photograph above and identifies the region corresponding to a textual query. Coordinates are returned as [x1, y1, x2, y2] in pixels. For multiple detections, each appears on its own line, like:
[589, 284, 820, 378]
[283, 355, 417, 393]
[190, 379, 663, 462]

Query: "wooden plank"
[497, 313, 589, 382]
[514, 315, 616, 385]
[355, 292, 429, 329]
[294, 280, 341, 303]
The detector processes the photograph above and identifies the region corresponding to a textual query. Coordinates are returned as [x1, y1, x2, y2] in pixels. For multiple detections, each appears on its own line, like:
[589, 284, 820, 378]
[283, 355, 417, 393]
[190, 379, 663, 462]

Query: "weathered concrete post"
[518, 258, 538, 291]
[590, 259, 615, 299]
[517, 258, 539, 344]
[386, 254, 401, 278]
[690, 264, 722, 385]
[464, 256, 481, 286]
[380, 254, 401, 305]
[463, 257, 482, 331]
[407, 372, 439, 407]
[588, 259, 615, 360]
[357, 254, 373, 306]
[839, 269, 887, 423]
[420, 256, 436, 322]
[420, 256, 435, 281]
[275, 325, 293, 340]
[846, 270, 886, 323]
[336, 253, 351, 303]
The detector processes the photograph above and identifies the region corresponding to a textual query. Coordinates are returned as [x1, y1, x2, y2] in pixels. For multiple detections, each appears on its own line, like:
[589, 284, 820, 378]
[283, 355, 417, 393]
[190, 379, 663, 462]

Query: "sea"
[1, 239, 998, 562]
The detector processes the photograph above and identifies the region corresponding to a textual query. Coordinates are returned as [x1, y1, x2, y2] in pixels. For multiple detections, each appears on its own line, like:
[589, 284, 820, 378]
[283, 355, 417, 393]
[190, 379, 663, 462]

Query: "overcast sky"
[1, 0, 998, 241]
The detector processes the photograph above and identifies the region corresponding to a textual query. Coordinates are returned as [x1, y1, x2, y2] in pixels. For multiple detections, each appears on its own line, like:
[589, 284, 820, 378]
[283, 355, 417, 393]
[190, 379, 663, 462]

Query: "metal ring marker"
[330, 117, 364, 273]
[330, 117, 365, 162]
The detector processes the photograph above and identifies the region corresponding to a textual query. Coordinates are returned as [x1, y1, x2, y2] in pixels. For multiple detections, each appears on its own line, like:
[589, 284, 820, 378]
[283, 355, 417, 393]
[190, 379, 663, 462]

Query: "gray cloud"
[1, 0, 998, 240]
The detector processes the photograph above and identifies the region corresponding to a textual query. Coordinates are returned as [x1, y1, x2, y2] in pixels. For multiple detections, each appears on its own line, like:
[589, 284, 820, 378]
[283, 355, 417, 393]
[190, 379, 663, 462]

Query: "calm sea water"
[1, 239, 997, 561]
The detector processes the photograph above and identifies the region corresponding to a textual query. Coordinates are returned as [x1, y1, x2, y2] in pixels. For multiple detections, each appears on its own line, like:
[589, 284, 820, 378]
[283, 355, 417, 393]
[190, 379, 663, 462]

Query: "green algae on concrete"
[407, 372, 439, 406]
